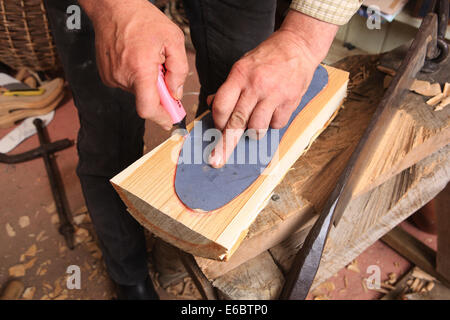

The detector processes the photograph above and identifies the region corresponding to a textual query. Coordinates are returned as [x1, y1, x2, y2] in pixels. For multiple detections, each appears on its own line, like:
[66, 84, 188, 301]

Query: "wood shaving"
[18, 216, 30, 228]
[313, 295, 330, 300]
[425, 281, 435, 292]
[50, 214, 59, 224]
[23, 244, 37, 257]
[346, 260, 360, 273]
[318, 281, 336, 292]
[411, 268, 436, 281]
[435, 96, 450, 111]
[22, 287, 36, 300]
[386, 272, 397, 285]
[426, 93, 444, 106]
[9, 264, 26, 277]
[6, 223, 16, 237]
[24, 257, 37, 270]
[443, 82, 450, 96]
[377, 65, 396, 77]
[36, 230, 46, 241]
[44, 202, 56, 214]
[74, 227, 91, 244]
[73, 213, 87, 225]
[409, 80, 442, 96]
[361, 279, 368, 293]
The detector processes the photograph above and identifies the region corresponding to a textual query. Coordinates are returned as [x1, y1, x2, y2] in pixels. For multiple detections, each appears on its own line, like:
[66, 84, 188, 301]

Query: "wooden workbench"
[152, 53, 450, 300]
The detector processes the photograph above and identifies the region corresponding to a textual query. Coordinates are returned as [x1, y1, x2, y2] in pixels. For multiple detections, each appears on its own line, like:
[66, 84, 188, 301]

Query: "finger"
[209, 92, 257, 168]
[270, 102, 298, 129]
[247, 99, 278, 140]
[133, 71, 173, 131]
[208, 126, 244, 168]
[212, 80, 241, 131]
[164, 34, 189, 100]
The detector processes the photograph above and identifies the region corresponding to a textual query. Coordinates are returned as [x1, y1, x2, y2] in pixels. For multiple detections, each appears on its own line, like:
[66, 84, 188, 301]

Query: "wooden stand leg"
[436, 183, 450, 282]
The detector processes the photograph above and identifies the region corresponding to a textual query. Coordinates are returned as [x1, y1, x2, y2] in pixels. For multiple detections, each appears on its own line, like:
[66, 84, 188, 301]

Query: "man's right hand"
[79, 0, 188, 130]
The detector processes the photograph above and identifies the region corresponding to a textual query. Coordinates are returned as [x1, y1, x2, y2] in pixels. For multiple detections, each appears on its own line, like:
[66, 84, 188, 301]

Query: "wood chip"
[74, 228, 91, 244]
[44, 202, 56, 214]
[425, 281, 435, 292]
[313, 295, 330, 300]
[381, 282, 395, 290]
[411, 268, 436, 281]
[22, 287, 36, 300]
[38, 268, 47, 276]
[53, 280, 62, 297]
[409, 79, 442, 96]
[18, 216, 30, 228]
[50, 214, 59, 225]
[343, 275, 348, 289]
[377, 65, 396, 76]
[435, 96, 450, 111]
[443, 82, 450, 96]
[6, 223, 16, 237]
[73, 213, 87, 225]
[346, 260, 360, 273]
[36, 230, 46, 242]
[24, 257, 37, 270]
[373, 287, 389, 294]
[318, 281, 336, 292]
[426, 93, 444, 106]
[410, 278, 421, 292]
[386, 272, 397, 285]
[9, 264, 26, 277]
[361, 279, 368, 293]
[24, 244, 37, 257]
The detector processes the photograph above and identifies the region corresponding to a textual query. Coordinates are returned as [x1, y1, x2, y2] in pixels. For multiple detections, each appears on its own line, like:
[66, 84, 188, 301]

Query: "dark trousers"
[44, 0, 276, 286]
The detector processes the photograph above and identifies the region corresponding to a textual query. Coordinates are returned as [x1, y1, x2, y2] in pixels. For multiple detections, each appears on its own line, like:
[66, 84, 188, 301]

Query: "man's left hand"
[209, 10, 338, 168]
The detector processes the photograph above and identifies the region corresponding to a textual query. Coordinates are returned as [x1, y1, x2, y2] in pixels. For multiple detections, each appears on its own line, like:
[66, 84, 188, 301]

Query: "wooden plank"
[111, 65, 349, 260]
[312, 145, 449, 288]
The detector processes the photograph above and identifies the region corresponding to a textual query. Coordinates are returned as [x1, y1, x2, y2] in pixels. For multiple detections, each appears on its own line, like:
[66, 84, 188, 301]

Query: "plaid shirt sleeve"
[290, 0, 363, 25]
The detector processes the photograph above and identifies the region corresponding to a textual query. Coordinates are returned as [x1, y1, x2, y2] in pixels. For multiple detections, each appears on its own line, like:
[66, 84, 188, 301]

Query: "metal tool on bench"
[0, 118, 75, 249]
[280, 0, 448, 300]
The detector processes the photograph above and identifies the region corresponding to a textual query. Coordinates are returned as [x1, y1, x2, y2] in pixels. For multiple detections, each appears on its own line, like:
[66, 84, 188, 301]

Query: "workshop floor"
[0, 44, 438, 300]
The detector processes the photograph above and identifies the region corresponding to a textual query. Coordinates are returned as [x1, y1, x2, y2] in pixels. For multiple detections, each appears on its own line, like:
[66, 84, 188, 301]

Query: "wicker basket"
[0, 0, 59, 71]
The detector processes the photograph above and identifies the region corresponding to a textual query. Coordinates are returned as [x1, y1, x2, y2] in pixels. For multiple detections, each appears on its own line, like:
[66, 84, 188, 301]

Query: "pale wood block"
[111, 66, 349, 261]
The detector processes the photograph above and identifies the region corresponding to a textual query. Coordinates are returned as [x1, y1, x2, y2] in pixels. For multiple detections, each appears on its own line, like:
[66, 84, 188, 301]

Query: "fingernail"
[176, 85, 184, 100]
[208, 153, 221, 168]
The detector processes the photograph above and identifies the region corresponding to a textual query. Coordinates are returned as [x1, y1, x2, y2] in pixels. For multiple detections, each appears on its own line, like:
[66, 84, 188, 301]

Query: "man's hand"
[209, 10, 338, 168]
[79, 0, 188, 130]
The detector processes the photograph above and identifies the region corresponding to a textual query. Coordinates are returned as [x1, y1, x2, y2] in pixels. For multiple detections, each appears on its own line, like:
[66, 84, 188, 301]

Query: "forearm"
[279, 9, 338, 65]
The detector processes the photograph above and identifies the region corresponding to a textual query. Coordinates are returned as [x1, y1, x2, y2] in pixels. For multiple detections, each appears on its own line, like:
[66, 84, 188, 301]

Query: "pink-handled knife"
[157, 65, 187, 130]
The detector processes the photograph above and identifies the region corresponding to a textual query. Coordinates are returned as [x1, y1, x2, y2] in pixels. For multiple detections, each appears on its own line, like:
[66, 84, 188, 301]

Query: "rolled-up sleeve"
[290, 0, 363, 25]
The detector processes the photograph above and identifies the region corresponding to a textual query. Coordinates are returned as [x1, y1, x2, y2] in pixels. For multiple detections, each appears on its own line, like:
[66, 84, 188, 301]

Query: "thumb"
[133, 71, 173, 131]
[164, 40, 189, 100]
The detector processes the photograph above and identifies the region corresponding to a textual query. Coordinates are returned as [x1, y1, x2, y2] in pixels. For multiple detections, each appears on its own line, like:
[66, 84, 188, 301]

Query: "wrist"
[78, 0, 146, 24]
[279, 9, 338, 64]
